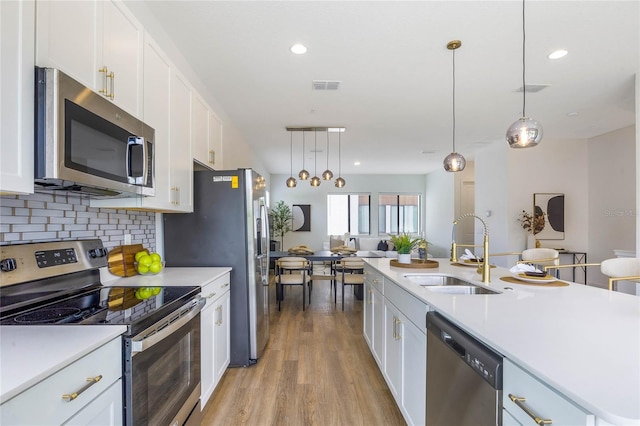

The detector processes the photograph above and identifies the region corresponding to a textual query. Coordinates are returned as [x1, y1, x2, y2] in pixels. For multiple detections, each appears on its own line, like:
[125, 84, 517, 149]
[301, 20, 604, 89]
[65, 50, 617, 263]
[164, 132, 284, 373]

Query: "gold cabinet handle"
[98, 66, 109, 95]
[209, 150, 215, 165]
[508, 394, 552, 425]
[107, 71, 115, 99]
[205, 292, 217, 299]
[392, 316, 401, 340]
[215, 305, 223, 325]
[62, 375, 102, 402]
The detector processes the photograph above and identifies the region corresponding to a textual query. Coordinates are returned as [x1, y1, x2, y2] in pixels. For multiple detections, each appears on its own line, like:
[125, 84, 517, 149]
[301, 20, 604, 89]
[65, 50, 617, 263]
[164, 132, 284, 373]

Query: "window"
[327, 194, 370, 235]
[378, 194, 420, 234]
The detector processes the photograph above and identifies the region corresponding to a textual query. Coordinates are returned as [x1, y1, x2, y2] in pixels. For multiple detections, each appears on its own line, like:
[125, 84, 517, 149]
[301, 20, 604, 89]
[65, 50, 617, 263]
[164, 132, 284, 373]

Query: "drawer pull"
[62, 375, 102, 402]
[508, 393, 553, 425]
[206, 292, 217, 299]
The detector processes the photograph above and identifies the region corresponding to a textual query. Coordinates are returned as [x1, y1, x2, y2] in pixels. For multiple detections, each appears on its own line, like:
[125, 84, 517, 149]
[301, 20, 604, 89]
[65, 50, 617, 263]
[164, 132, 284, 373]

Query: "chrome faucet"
[451, 213, 490, 283]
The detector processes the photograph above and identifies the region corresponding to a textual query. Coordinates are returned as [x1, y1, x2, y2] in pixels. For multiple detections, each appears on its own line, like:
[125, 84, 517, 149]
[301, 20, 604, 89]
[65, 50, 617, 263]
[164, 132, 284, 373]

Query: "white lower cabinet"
[503, 358, 595, 426]
[0, 337, 123, 426]
[363, 265, 427, 426]
[200, 272, 231, 408]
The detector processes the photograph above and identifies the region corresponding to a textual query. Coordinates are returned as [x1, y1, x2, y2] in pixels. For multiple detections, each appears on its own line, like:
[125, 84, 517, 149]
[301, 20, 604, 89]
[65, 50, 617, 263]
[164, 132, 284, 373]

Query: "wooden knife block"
[107, 244, 147, 277]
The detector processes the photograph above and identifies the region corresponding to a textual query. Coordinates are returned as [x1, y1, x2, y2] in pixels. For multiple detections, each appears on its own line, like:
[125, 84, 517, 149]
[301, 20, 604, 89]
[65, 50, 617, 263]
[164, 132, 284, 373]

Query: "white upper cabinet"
[36, 0, 143, 117]
[192, 93, 224, 170]
[0, 0, 35, 194]
[169, 70, 194, 211]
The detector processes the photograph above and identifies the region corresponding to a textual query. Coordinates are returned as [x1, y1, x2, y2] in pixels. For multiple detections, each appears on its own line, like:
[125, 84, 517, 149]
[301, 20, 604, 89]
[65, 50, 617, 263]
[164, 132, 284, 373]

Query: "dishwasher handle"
[441, 331, 466, 358]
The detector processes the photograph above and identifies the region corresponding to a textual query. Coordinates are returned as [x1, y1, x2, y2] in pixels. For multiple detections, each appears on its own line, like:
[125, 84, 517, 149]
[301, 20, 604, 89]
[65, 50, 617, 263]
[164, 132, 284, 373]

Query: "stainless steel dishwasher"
[426, 312, 503, 426]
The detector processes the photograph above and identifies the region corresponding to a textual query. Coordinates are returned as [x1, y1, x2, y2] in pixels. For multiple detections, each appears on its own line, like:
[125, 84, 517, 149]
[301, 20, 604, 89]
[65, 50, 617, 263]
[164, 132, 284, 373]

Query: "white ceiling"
[140, 1, 639, 176]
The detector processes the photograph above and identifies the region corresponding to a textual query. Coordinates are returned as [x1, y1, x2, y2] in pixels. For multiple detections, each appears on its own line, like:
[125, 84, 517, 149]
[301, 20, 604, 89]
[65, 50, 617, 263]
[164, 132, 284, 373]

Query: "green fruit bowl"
[134, 261, 165, 275]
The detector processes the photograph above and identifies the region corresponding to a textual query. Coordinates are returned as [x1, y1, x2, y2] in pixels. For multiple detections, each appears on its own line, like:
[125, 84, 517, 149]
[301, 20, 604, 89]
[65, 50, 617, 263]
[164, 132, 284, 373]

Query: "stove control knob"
[89, 248, 108, 258]
[0, 258, 17, 272]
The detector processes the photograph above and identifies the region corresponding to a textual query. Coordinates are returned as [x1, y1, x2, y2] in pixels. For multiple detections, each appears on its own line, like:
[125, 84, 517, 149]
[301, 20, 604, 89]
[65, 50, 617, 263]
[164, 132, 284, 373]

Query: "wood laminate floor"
[201, 276, 406, 426]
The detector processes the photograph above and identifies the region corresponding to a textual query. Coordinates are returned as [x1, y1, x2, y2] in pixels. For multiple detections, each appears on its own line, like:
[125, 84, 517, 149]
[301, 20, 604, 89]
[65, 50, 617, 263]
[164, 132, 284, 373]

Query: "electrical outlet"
[124, 234, 132, 245]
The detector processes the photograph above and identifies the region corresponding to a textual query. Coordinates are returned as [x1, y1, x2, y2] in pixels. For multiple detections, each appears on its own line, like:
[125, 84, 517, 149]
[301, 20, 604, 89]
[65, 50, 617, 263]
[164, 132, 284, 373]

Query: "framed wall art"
[292, 204, 311, 232]
[533, 193, 564, 240]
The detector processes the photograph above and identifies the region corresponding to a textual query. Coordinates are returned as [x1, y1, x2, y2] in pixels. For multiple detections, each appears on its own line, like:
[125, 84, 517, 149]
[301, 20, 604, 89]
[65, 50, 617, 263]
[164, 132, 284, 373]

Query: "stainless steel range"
[0, 239, 204, 426]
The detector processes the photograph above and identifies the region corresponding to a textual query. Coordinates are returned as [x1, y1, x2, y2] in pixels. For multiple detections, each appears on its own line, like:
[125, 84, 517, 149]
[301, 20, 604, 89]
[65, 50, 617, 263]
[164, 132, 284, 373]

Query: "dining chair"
[600, 257, 640, 291]
[334, 257, 365, 310]
[519, 248, 560, 274]
[275, 257, 312, 311]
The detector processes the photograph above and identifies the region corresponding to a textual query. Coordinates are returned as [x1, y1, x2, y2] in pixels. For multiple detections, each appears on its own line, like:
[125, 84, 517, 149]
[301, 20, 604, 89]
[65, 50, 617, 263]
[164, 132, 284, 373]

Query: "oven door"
[124, 299, 204, 426]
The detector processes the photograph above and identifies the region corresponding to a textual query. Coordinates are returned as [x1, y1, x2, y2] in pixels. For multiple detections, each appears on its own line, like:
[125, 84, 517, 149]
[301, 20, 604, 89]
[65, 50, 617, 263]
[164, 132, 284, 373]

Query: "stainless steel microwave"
[35, 67, 155, 198]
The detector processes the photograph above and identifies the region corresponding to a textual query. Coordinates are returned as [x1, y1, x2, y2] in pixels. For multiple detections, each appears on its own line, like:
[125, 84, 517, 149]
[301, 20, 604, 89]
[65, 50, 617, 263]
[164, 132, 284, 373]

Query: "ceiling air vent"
[312, 80, 341, 90]
[517, 84, 549, 93]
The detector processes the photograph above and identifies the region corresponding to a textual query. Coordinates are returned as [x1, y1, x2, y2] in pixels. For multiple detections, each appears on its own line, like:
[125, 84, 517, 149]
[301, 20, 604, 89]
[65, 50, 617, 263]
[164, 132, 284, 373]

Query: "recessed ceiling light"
[548, 49, 568, 59]
[354, 161, 361, 166]
[567, 111, 579, 117]
[290, 44, 307, 55]
[421, 150, 435, 155]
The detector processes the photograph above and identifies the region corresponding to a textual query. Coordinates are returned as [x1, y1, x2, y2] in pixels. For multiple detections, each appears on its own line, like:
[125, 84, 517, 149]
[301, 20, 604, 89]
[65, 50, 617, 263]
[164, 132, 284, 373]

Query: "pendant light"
[506, 0, 543, 148]
[334, 130, 346, 188]
[443, 40, 466, 172]
[322, 131, 334, 180]
[285, 130, 297, 188]
[310, 130, 321, 186]
[298, 131, 309, 180]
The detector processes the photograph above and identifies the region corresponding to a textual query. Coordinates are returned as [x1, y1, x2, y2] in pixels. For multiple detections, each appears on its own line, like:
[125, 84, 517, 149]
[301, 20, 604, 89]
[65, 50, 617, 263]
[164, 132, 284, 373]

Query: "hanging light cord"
[338, 131, 342, 175]
[314, 130, 317, 174]
[302, 132, 306, 169]
[326, 132, 330, 169]
[289, 131, 293, 176]
[521, 0, 527, 117]
[452, 47, 456, 153]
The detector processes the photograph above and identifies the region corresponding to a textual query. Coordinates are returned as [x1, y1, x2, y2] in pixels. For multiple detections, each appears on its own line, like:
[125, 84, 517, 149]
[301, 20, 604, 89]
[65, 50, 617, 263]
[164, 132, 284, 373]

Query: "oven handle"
[131, 297, 205, 354]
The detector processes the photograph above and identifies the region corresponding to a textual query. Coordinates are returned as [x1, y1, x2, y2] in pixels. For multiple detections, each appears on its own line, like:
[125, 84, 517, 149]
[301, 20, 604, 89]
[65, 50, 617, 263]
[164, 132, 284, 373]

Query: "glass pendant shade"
[335, 176, 346, 188]
[298, 169, 309, 180]
[443, 152, 466, 172]
[506, 117, 543, 148]
[286, 176, 297, 188]
[310, 176, 321, 187]
[443, 40, 465, 173]
[322, 169, 333, 180]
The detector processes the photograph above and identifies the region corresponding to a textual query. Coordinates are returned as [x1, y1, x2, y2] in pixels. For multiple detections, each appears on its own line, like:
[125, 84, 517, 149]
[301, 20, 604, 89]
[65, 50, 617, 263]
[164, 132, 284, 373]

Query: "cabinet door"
[208, 111, 223, 169]
[401, 318, 426, 426]
[170, 71, 194, 212]
[0, 0, 34, 194]
[213, 290, 231, 386]
[192, 93, 211, 168]
[101, 0, 142, 116]
[384, 301, 402, 401]
[62, 379, 123, 426]
[363, 282, 373, 348]
[200, 302, 216, 408]
[372, 286, 385, 368]
[503, 359, 594, 426]
[35, 0, 98, 89]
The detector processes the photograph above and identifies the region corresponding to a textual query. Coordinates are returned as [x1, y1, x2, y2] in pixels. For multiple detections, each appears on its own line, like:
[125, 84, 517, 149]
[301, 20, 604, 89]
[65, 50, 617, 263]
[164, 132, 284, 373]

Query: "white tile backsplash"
[0, 194, 156, 251]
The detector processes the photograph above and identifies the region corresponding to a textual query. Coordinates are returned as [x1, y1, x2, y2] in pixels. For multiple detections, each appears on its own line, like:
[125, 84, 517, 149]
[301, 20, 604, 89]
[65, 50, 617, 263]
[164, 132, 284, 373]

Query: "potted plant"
[389, 232, 420, 264]
[518, 209, 545, 248]
[271, 201, 293, 249]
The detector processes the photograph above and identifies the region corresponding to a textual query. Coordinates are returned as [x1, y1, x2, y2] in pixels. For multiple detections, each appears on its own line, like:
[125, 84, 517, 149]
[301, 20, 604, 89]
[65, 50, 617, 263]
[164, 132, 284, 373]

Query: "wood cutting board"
[107, 244, 147, 277]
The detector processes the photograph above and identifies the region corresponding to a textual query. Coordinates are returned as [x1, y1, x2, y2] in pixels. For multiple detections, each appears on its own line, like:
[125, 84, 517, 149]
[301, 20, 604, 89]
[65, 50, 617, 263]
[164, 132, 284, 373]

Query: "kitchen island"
[364, 257, 640, 425]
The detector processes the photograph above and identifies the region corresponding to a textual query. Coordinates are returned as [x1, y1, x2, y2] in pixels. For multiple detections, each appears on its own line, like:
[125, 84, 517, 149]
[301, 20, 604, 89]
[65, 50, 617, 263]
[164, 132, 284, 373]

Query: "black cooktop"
[0, 283, 200, 336]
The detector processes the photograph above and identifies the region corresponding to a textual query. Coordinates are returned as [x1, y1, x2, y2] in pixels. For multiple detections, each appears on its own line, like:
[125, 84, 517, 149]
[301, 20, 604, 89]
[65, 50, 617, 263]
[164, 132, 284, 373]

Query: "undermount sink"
[403, 274, 500, 295]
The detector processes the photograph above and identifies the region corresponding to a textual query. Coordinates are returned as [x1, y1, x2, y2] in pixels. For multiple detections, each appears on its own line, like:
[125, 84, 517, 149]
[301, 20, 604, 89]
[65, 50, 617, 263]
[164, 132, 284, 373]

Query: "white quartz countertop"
[0, 325, 127, 403]
[100, 266, 232, 288]
[365, 257, 640, 425]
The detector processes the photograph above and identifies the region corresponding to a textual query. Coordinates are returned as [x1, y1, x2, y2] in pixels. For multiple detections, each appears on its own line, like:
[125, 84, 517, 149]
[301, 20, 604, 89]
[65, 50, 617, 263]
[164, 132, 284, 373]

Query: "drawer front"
[1, 337, 122, 426]
[201, 273, 231, 308]
[385, 279, 428, 331]
[364, 265, 384, 293]
[503, 359, 594, 426]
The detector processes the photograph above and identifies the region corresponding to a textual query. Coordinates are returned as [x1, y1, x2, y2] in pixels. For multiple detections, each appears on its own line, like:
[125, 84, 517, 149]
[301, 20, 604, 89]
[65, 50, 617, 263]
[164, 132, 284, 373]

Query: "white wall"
[269, 174, 426, 251]
[475, 143, 511, 267]
[588, 125, 636, 288]
[424, 170, 455, 258]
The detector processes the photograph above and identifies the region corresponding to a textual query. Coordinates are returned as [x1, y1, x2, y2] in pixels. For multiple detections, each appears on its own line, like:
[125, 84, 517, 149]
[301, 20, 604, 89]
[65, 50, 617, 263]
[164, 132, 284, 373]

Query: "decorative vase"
[398, 253, 412, 264]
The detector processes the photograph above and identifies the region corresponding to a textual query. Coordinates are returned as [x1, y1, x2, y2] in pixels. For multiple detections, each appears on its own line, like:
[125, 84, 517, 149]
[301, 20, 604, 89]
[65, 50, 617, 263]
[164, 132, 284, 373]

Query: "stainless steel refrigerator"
[163, 169, 270, 367]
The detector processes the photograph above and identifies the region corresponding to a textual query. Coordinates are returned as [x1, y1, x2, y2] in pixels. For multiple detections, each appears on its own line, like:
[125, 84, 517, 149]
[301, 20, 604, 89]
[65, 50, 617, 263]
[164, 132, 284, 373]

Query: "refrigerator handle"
[259, 204, 270, 285]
